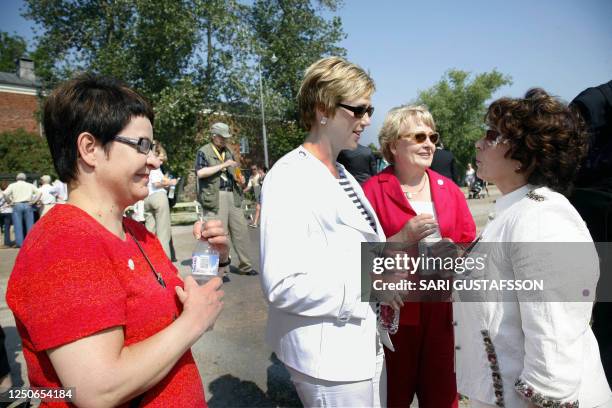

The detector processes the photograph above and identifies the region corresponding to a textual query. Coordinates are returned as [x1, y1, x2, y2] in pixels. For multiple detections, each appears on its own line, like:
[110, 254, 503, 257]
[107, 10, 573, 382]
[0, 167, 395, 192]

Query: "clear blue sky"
[2, 0, 611, 146]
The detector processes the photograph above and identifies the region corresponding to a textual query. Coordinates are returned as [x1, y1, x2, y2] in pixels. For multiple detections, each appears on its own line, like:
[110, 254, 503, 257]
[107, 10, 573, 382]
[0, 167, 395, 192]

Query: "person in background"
[144, 143, 177, 259]
[454, 88, 611, 407]
[2, 173, 40, 248]
[337, 142, 378, 184]
[129, 199, 146, 224]
[464, 163, 476, 188]
[195, 122, 257, 275]
[363, 104, 475, 408]
[156, 142, 180, 262]
[0, 184, 14, 248]
[38, 175, 60, 216]
[244, 163, 263, 228]
[7, 73, 227, 407]
[52, 179, 68, 203]
[430, 141, 459, 184]
[261, 56, 389, 407]
[569, 79, 612, 388]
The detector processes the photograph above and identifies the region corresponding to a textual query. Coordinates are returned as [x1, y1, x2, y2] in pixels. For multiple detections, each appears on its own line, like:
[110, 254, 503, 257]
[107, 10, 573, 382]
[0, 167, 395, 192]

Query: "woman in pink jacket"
[363, 105, 475, 407]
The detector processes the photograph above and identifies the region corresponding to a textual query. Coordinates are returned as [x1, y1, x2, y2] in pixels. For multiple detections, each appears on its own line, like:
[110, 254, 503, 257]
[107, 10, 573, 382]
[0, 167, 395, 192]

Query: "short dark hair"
[486, 88, 588, 195]
[43, 73, 154, 183]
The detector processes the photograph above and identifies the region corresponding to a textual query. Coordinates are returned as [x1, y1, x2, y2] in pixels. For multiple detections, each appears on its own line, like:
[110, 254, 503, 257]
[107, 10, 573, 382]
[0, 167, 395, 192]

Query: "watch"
[219, 256, 231, 268]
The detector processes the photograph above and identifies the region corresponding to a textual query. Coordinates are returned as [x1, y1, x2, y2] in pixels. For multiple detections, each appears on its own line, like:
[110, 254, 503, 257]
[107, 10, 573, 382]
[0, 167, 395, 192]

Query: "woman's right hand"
[175, 276, 224, 335]
[398, 213, 438, 243]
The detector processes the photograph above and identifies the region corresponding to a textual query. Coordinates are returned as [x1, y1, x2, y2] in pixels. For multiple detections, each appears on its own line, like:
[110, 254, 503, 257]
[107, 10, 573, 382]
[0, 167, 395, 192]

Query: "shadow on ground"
[3, 326, 24, 387]
[207, 353, 301, 408]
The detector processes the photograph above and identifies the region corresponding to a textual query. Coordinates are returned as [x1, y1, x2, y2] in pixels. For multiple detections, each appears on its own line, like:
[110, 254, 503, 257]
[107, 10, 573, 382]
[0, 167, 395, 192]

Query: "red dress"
[363, 167, 476, 407]
[7, 204, 206, 407]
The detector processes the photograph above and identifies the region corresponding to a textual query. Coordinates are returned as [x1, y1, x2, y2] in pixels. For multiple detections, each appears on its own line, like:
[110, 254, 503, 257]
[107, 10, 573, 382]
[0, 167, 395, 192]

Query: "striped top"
[337, 166, 377, 233]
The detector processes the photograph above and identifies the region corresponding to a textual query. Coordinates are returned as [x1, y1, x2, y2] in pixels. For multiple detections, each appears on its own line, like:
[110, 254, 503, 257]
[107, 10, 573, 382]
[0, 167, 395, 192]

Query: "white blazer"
[454, 185, 612, 407]
[259, 146, 387, 382]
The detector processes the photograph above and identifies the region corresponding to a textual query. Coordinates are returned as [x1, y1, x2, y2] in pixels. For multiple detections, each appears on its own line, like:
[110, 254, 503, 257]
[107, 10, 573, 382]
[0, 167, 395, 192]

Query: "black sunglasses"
[337, 103, 375, 119]
[484, 129, 500, 142]
[401, 132, 440, 144]
[113, 136, 156, 154]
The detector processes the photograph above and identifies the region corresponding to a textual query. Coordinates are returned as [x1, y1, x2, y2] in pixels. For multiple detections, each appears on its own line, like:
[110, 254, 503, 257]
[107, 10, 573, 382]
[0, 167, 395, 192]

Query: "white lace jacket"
[454, 185, 611, 407]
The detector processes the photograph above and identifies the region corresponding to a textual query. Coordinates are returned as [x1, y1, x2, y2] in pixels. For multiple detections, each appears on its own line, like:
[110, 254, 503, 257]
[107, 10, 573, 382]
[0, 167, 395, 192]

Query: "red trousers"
[385, 302, 458, 408]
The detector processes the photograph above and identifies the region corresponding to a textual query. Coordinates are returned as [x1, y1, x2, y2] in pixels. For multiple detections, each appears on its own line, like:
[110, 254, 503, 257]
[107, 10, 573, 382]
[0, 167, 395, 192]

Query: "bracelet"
[219, 256, 231, 268]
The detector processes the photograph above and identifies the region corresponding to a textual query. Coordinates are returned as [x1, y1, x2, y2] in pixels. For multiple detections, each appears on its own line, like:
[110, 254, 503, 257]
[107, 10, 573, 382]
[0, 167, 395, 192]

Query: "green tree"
[23, 0, 199, 95]
[191, 0, 252, 105]
[241, 0, 346, 162]
[0, 129, 56, 177]
[154, 78, 206, 176]
[415, 69, 512, 171]
[267, 121, 306, 163]
[250, 0, 346, 120]
[0, 31, 28, 72]
[23, 0, 348, 171]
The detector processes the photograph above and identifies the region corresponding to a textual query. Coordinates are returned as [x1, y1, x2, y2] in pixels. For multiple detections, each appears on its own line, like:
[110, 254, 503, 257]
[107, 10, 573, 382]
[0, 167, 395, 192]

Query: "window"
[240, 136, 250, 154]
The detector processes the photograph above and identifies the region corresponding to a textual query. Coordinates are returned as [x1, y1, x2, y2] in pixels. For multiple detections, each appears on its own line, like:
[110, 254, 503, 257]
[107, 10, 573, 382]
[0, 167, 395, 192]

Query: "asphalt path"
[0, 185, 500, 407]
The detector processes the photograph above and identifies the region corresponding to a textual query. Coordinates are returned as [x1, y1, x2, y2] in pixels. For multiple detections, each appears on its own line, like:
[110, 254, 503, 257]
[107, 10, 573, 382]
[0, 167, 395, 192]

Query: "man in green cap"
[195, 122, 257, 275]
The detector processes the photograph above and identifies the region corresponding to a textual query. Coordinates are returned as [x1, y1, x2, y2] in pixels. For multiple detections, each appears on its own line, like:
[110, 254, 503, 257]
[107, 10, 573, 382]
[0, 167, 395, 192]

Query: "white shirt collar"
[494, 184, 534, 216]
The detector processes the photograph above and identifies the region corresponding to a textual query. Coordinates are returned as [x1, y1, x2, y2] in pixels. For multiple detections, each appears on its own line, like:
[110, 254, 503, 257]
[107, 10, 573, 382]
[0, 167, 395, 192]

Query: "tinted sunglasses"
[484, 129, 500, 142]
[483, 128, 506, 147]
[402, 132, 440, 144]
[337, 103, 375, 119]
[113, 135, 156, 154]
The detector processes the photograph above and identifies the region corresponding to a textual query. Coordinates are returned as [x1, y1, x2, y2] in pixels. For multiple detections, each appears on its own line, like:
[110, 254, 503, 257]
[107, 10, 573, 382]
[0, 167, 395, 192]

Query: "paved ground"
[0, 185, 500, 407]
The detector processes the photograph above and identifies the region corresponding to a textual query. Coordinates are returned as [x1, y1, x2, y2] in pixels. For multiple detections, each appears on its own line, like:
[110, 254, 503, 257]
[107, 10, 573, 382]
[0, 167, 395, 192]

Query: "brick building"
[0, 58, 41, 135]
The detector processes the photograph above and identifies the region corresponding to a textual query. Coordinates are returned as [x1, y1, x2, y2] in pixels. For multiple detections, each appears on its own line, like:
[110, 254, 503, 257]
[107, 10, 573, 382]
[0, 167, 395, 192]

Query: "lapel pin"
[128, 259, 135, 270]
[437, 179, 444, 185]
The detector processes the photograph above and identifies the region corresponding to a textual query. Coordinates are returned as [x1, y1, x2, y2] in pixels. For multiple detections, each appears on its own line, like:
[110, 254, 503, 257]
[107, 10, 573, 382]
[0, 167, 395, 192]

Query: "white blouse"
[454, 185, 611, 407]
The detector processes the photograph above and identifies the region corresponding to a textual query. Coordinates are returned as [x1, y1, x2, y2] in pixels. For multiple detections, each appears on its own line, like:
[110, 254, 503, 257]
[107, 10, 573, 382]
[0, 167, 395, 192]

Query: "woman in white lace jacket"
[454, 89, 612, 408]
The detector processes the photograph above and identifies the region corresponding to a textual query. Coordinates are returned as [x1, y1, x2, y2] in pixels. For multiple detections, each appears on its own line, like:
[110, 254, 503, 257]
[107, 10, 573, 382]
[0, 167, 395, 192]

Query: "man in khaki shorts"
[195, 122, 257, 275]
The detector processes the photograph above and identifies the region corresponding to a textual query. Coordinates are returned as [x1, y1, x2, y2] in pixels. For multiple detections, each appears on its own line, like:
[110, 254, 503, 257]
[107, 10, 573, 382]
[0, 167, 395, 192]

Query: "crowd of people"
[0, 58, 610, 408]
[0, 173, 67, 248]
[259, 57, 611, 408]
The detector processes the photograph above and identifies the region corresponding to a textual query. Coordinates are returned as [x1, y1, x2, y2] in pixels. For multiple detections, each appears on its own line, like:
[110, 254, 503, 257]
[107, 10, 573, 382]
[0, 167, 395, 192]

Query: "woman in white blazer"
[454, 88, 612, 407]
[260, 56, 396, 407]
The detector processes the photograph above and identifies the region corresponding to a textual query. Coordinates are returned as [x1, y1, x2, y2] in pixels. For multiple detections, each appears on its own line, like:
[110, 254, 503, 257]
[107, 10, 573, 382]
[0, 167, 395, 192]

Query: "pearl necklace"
[401, 173, 428, 199]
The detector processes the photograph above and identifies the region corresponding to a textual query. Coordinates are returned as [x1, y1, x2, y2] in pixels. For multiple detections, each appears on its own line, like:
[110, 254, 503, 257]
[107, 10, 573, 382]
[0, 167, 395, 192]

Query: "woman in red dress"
[363, 105, 476, 407]
[7, 74, 227, 407]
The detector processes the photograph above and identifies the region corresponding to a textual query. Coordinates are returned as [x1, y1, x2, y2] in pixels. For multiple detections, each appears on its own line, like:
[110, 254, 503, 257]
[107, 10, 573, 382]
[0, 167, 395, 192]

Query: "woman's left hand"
[193, 220, 230, 261]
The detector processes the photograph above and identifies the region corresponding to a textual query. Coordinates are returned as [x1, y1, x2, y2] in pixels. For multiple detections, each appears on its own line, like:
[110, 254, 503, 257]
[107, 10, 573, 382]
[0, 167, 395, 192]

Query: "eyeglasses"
[485, 129, 499, 142]
[482, 128, 506, 147]
[113, 136, 156, 154]
[401, 132, 440, 144]
[337, 103, 375, 119]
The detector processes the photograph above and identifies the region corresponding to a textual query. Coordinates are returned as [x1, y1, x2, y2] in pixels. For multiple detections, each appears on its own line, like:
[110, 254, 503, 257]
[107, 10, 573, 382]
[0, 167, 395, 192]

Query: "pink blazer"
[363, 166, 476, 325]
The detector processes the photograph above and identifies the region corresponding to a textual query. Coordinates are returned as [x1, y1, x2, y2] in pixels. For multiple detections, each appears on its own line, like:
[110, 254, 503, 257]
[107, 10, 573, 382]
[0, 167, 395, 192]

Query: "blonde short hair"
[41, 175, 52, 184]
[297, 56, 375, 131]
[379, 105, 436, 164]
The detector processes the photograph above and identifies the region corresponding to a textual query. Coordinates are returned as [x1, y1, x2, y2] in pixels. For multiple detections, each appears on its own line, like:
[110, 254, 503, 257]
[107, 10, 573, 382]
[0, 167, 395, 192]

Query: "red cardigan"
[363, 166, 476, 324]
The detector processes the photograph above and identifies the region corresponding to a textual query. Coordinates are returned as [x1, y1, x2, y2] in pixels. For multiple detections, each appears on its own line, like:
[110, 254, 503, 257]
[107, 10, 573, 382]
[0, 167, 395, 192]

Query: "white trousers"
[287, 336, 386, 407]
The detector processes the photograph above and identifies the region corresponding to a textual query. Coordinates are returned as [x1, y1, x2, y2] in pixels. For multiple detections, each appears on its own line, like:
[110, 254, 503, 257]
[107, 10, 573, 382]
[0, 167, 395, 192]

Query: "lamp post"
[258, 53, 277, 169]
